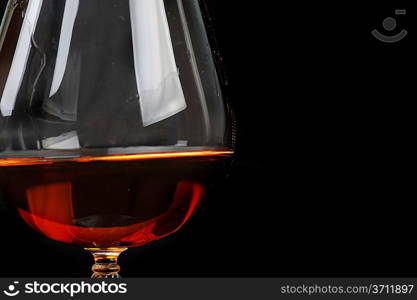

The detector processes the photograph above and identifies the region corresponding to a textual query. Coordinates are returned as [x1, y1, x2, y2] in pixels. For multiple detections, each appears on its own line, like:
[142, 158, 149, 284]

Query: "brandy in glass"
[0, 0, 234, 277]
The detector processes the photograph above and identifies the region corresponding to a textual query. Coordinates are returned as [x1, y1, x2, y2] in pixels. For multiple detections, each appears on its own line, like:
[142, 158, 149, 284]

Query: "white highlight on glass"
[49, 0, 79, 98]
[42, 131, 80, 150]
[129, 0, 187, 127]
[0, 0, 43, 117]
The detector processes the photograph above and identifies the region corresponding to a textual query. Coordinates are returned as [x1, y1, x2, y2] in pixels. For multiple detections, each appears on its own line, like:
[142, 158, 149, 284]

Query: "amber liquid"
[0, 151, 231, 248]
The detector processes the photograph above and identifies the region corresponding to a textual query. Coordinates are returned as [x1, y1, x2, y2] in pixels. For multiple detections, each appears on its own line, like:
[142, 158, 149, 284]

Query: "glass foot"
[85, 248, 127, 278]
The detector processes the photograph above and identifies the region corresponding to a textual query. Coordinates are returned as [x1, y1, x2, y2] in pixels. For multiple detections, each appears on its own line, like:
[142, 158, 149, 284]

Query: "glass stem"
[85, 248, 127, 278]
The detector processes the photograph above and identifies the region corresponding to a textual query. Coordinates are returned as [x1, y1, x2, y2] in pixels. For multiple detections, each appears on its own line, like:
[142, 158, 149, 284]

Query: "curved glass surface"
[0, 0, 234, 160]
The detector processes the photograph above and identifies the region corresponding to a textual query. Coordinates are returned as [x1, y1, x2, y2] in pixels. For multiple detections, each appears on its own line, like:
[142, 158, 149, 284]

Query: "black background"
[0, 1, 414, 277]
